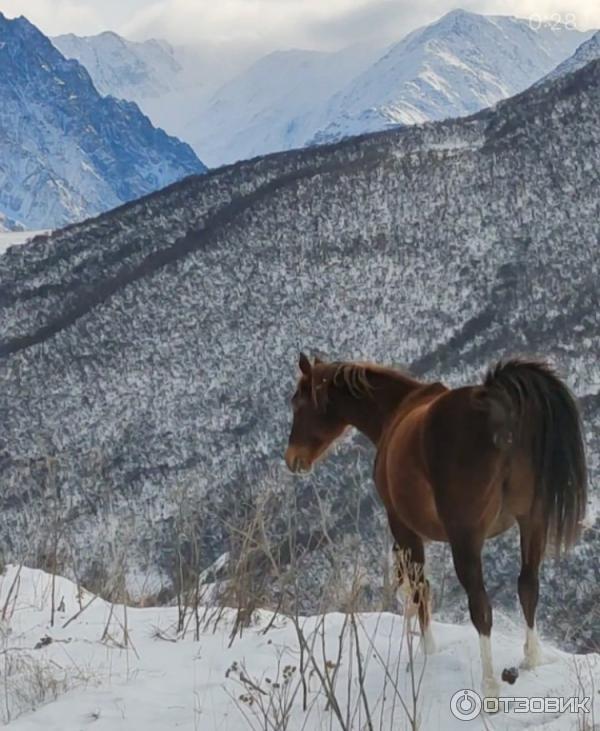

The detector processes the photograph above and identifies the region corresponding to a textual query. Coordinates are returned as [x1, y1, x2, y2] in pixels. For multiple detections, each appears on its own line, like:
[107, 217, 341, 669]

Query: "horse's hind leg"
[449, 532, 499, 698]
[517, 512, 545, 669]
[388, 515, 435, 654]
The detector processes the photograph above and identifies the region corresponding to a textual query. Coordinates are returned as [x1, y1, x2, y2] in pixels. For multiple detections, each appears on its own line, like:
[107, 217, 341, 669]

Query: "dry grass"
[206, 479, 427, 731]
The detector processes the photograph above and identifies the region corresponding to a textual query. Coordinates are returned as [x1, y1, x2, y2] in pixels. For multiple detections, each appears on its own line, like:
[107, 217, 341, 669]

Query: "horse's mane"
[332, 362, 374, 398]
[314, 361, 418, 408]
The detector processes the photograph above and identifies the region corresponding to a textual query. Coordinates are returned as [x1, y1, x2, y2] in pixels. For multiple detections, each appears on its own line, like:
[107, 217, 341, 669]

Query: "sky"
[1, 0, 598, 50]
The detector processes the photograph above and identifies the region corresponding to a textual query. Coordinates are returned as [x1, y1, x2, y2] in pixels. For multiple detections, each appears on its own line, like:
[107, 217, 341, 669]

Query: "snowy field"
[0, 231, 49, 255]
[0, 566, 597, 730]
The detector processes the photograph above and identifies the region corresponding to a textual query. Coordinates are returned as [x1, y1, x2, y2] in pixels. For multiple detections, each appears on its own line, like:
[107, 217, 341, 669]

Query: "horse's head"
[284, 353, 347, 473]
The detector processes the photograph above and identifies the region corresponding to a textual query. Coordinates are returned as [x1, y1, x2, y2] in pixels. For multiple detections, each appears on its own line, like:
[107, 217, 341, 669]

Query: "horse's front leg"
[389, 515, 436, 654]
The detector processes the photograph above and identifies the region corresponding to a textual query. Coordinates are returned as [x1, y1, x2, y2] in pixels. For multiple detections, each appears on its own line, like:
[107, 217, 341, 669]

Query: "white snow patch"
[1, 566, 597, 730]
[0, 230, 49, 256]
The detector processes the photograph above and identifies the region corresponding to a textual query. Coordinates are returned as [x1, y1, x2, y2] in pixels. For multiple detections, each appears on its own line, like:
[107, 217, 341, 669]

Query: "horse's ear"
[299, 352, 312, 376]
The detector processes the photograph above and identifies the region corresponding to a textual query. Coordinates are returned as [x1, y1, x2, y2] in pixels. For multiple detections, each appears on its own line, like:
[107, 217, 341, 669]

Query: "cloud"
[1, 0, 102, 36]
[303, 0, 457, 47]
[2, 0, 598, 48]
[476, 0, 598, 31]
[120, 0, 369, 48]
[112, 0, 600, 49]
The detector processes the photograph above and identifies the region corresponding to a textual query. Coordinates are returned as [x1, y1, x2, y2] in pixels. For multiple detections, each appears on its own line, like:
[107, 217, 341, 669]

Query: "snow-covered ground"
[0, 231, 49, 255]
[1, 566, 597, 730]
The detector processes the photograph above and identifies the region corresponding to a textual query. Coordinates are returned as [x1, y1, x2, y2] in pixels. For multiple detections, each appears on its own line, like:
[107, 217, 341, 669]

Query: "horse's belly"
[390, 474, 448, 542]
[486, 509, 516, 538]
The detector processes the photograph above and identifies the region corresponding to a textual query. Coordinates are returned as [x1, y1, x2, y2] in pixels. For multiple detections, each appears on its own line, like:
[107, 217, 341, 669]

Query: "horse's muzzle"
[284, 448, 310, 473]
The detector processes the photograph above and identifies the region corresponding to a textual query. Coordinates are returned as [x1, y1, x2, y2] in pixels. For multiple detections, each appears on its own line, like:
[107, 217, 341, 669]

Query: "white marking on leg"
[479, 635, 499, 698]
[419, 584, 436, 654]
[521, 625, 542, 669]
[396, 578, 417, 617]
[422, 624, 436, 654]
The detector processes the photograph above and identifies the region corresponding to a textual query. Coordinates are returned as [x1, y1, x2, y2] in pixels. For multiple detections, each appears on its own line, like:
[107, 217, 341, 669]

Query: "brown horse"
[284, 354, 587, 697]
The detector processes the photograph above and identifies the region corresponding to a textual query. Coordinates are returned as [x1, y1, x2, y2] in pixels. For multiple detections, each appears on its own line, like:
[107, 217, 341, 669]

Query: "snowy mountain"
[0, 60, 598, 657]
[52, 32, 262, 147]
[185, 44, 385, 167]
[2, 566, 598, 728]
[310, 10, 594, 144]
[53, 31, 184, 100]
[0, 212, 24, 233]
[189, 10, 592, 164]
[544, 30, 600, 81]
[52, 11, 592, 167]
[0, 13, 206, 230]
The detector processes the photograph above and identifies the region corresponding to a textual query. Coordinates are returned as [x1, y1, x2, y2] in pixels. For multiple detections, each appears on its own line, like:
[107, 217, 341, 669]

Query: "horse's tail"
[482, 359, 587, 552]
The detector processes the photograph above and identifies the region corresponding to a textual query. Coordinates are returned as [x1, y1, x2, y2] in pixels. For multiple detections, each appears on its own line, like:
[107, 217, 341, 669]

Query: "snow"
[1, 566, 598, 730]
[0, 230, 48, 255]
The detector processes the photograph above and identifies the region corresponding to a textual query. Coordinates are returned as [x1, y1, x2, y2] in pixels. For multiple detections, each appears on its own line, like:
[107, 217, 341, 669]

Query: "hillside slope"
[0, 61, 598, 652]
[0, 13, 206, 229]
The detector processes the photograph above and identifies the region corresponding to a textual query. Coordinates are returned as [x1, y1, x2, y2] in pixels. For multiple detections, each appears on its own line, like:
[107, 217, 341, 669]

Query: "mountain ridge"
[309, 10, 595, 145]
[543, 29, 600, 81]
[53, 30, 184, 100]
[51, 11, 594, 166]
[0, 12, 206, 229]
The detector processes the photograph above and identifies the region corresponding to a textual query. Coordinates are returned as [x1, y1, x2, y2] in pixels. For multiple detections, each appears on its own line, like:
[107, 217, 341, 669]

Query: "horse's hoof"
[482, 677, 500, 700]
[501, 666, 519, 684]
